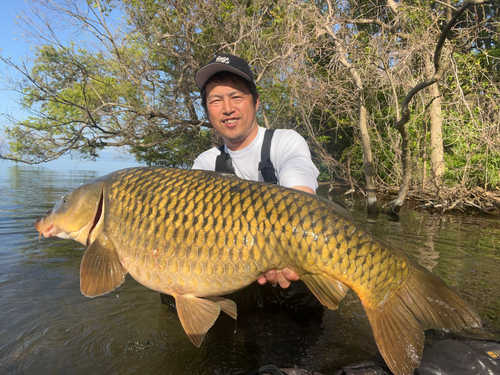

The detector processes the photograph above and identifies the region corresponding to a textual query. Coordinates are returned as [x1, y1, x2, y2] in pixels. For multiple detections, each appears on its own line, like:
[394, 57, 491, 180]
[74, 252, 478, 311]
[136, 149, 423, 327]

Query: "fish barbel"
[35, 167, 481, 375]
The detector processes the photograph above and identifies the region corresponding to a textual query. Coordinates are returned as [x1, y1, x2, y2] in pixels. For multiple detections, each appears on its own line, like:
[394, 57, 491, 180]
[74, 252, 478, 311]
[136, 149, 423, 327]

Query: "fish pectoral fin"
[301, 274, 350, 310]
[175, 294, 221, 347]
[206, 296, 237, 320]
[80, 234, 127, 298]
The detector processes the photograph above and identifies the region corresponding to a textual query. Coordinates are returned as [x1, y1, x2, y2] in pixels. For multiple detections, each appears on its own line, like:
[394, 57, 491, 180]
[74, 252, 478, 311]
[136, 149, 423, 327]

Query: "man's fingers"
[265, 270, 277, 283]
[282, 268, 299, 281]
[257, 268, 300, 288]
[276, 272, 291, 288]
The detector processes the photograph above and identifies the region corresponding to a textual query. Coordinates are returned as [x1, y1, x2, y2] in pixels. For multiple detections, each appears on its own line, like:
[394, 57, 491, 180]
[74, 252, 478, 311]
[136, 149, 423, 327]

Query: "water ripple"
[1, 164, 499, 375]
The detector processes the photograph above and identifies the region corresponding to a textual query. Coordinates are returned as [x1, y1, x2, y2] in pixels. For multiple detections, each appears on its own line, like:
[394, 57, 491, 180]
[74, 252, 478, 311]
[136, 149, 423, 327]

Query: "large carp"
[35, 167, 481, 375]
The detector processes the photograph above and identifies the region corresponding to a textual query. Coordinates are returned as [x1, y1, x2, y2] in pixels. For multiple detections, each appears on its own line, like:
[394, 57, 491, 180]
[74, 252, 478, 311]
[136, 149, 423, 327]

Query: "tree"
[1, 0, 498, 210]
[1, 0, 303, 167]
[390, 0, 497, 211]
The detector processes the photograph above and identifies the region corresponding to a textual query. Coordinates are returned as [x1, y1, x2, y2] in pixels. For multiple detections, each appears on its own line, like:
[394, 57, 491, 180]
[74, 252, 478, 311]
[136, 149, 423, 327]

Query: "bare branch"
[390, 0, 496, 212]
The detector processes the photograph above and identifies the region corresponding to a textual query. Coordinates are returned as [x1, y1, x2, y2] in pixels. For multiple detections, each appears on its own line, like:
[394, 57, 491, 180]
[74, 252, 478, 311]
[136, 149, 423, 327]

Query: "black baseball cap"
[195, 54, 255, 90]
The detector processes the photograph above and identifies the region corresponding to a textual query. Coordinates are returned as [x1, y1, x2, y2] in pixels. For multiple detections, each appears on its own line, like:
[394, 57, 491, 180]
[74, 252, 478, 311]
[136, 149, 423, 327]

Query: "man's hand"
[257, 268, 300, 288]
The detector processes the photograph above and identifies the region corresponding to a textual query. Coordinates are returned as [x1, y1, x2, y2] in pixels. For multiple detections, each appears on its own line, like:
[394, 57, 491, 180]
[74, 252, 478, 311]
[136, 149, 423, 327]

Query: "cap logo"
[215, 56, 230, 64]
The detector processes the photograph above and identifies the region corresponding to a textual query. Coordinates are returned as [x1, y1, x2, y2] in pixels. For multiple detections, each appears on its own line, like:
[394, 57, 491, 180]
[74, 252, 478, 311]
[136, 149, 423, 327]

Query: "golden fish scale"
[104, 168, 409, 304]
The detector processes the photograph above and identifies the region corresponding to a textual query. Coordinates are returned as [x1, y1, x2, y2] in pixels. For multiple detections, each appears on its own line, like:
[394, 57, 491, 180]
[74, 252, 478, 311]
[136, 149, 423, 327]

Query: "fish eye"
[61, 195, 67, 203]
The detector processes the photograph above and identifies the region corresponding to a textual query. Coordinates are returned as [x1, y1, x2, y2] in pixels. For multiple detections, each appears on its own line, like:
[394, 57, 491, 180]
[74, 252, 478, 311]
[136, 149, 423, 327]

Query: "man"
[192, 54, 321, 312]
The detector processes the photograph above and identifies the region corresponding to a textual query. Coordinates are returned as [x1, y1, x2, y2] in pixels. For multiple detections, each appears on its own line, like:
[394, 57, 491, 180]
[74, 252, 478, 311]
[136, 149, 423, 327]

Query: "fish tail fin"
[363, 264, 482, 375]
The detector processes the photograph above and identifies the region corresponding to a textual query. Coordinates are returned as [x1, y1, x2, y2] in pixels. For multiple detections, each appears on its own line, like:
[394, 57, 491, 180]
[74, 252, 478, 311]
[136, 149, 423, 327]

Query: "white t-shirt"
[192, 126, 319, 192]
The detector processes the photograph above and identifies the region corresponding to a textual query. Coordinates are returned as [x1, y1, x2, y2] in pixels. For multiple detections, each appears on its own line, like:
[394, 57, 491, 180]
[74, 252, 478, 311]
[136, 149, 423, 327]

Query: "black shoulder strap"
[215, 144, 235, 174]
[258, 129, 278, 184]
[214, 130, 277, 182]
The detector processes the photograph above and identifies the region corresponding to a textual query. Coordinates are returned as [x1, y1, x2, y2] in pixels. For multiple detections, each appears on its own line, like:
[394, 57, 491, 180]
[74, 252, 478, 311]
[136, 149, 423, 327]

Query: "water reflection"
[1, 162, 499, 374]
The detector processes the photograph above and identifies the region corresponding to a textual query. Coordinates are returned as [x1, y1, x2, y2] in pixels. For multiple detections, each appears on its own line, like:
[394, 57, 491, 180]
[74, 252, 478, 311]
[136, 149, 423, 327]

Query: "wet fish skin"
[35, 167, 482, 375]
[104, 168, 405, 301]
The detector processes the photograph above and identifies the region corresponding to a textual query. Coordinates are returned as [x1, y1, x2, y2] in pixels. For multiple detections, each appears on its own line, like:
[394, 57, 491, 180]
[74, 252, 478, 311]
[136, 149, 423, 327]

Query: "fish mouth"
[35, 211, 56, 239]
[86, 191, 104, 246]
[35, 218, 53, 239]
[35, 216, 71, 240]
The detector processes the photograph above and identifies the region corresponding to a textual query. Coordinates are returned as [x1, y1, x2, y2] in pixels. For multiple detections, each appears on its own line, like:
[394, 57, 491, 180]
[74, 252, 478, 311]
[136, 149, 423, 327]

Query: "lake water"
[1, 160, 499, 375]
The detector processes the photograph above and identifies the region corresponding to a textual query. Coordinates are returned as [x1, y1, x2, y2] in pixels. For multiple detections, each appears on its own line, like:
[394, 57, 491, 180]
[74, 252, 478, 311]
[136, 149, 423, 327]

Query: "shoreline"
[322, 181, 500, 216]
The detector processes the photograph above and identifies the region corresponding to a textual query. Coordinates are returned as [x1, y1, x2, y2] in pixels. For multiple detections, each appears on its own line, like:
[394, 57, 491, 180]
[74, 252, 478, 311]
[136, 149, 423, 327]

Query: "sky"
[0, 0, 31, 119]
[0, 0, 140, 167]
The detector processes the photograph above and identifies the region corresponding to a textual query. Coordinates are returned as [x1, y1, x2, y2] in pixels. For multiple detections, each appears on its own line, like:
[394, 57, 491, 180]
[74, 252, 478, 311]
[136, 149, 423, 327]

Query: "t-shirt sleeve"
[272, 130, 319, 191]
[192, 148, 218, 171]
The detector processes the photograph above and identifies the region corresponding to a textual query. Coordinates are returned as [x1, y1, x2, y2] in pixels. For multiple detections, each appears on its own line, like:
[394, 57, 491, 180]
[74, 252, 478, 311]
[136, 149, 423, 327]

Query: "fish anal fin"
[301, 274, 350, 310]
[206, 296, 237, 320]
[80, 234, 127, 298]
[363, 264, 482, 375]
[175, 294, 221, 347]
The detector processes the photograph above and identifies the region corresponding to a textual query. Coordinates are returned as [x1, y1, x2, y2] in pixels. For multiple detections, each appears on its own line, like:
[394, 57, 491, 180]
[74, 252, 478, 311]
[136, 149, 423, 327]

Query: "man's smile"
[221, 118, 240, 128]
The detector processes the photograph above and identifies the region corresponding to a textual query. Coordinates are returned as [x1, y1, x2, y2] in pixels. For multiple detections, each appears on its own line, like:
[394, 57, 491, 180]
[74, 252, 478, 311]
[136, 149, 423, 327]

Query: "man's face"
[205, 78, 259, 151]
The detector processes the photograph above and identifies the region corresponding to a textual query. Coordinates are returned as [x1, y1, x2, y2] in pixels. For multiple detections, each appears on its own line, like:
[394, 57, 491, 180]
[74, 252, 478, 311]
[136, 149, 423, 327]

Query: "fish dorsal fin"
[308, 193, 354, 222]
[80, 233, 127, 297]
[206, 296, 237, 320]
[175, 294, 221, 347]
[280, 185, 354, 222]
[301, 274, 350, 310]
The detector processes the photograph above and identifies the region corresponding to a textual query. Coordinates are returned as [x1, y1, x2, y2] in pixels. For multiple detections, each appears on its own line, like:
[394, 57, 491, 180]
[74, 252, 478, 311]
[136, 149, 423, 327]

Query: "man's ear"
[255, 94, 260, 111]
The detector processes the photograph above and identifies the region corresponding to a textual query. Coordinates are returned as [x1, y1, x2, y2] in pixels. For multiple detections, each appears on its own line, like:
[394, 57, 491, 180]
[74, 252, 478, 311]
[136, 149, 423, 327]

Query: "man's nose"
[222, 97, 234, 114]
